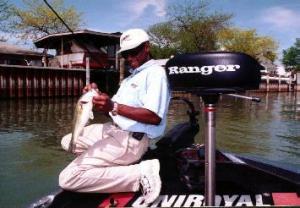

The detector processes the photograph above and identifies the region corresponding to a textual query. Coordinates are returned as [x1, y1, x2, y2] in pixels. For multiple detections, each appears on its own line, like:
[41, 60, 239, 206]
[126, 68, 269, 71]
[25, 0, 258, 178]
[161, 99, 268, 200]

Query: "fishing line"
[42, 0, 118, 86]
[43, 0, 74, 33]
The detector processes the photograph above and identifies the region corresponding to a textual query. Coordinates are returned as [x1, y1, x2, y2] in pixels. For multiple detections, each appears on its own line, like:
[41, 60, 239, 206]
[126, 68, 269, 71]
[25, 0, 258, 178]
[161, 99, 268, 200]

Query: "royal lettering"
[168, 65, 240, 76]
[173, 195, 186, 207]
[223, 195, 239, 206]
[151, 195, 177, 207]
[183, 195, 204, 207]
[131, 194, 271, 207]
[236, 195, 253, 206]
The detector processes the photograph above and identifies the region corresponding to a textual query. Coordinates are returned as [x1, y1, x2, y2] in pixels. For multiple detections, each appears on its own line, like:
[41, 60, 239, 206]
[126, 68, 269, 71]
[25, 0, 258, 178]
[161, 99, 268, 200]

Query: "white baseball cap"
[118, 28, 149, 53]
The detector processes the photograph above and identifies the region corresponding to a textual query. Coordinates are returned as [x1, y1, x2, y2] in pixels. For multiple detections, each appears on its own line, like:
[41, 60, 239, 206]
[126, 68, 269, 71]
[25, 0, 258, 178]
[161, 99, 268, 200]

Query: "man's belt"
[131, 132, 145, 141]
[112, 122, 145, 141]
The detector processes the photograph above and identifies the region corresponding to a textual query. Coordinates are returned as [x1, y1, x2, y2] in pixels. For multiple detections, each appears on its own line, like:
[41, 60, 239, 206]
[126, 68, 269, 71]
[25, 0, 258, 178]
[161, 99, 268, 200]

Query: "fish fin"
[89, 111, 94, 120]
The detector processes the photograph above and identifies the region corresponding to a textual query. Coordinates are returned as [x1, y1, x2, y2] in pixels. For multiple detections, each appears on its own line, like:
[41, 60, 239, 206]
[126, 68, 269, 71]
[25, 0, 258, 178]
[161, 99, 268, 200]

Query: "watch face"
[112, 102, 118, 116]
[112, 110, 117, 116]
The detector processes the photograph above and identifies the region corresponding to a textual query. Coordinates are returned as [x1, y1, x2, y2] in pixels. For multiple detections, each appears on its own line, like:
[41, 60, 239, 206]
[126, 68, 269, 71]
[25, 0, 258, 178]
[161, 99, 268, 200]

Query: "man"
[59, 28, 171, 204]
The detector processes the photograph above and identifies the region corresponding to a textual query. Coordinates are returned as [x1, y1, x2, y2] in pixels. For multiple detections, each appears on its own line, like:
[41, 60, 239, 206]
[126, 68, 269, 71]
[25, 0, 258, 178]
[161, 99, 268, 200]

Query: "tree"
[296, 38, 300, 66]
[169, 1, 232, 52]
[148, 22, 178, 58]
[148, 0, 232, 58]
[217, 27, 278, 61]
[9, 0, 83, 40]
[0, 0, 13, 41]
[282, 39, 300, 71]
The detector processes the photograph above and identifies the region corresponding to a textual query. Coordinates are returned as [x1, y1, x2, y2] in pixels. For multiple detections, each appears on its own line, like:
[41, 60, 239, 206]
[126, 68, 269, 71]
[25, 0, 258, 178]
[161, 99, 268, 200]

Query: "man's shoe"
[140, 159, 161, 204]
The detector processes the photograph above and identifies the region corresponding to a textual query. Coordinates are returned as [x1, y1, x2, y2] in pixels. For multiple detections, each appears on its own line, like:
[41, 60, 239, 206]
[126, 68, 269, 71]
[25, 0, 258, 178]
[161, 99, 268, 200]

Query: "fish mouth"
[78, 101, 89, 109]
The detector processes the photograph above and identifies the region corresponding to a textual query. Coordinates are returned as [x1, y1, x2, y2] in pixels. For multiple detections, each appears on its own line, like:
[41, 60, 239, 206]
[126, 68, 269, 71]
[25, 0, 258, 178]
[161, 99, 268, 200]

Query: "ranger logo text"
[168, 65, 240, 76]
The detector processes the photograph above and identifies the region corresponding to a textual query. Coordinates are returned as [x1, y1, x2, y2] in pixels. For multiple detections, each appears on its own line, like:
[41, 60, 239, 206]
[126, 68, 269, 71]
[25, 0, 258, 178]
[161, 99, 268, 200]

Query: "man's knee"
[59, 166, 81, 191]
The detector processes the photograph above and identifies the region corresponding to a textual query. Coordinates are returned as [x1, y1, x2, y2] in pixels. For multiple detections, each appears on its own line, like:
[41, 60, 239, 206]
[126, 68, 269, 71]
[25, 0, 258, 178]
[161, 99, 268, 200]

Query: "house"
[0, 42, 45, 66]
[34, 29, 121, 69]
[257, 54, 277, 75]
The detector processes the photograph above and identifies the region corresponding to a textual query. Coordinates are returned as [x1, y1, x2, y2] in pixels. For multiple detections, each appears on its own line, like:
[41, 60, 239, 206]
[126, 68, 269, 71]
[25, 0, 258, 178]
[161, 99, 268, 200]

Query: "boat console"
[165, 52, 262, 206]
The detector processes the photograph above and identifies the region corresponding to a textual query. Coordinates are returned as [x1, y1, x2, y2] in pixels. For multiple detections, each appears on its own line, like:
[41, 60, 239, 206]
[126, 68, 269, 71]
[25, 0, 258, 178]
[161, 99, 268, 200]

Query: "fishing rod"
[43, 0, 91, 84]
[43, 0, 74, 33]
[43, 0, 113, 85]
[43, 0, 90, 84]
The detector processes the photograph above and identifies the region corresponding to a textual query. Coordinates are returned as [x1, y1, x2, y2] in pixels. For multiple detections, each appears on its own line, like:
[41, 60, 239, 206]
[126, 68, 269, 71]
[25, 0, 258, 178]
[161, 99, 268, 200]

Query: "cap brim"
[117, 48, 127, 54]
[117, 41, 148, 54]
[117, 44, 137, 54]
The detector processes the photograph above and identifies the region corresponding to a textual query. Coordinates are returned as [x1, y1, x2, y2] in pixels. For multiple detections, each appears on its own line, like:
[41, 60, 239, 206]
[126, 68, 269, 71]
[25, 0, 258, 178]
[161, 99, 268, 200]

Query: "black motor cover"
[165, 52, 262, 94]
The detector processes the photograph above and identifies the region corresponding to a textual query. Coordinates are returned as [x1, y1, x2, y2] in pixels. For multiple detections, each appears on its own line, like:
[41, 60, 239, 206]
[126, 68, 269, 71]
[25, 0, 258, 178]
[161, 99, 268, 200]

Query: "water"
[0, 92, 299, 207]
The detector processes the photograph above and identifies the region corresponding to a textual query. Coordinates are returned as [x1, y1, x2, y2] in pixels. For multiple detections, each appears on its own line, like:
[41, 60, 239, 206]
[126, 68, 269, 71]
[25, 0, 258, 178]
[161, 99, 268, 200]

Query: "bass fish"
[68, 89, 98, 152]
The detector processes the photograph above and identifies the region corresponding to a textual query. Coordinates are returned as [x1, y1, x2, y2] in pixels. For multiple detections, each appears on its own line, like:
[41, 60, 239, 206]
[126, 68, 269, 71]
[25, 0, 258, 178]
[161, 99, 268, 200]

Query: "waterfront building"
[0, 42, 46, 66]
[34, 29, 121, 69]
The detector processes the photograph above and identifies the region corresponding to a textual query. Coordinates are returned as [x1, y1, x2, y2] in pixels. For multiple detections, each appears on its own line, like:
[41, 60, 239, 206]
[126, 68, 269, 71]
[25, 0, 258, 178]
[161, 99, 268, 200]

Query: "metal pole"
[86, 56, 90, 85]
[61, 38, 64, 68]
[204, 103, 216, 206]
[115, 47, 119, 71]
[226, 94, 261, 102]
[119, 57, 125, 84]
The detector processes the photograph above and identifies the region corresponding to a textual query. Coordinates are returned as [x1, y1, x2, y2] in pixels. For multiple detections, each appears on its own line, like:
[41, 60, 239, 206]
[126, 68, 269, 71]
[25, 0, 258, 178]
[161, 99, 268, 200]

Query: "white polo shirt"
[110, 59, 171, 139]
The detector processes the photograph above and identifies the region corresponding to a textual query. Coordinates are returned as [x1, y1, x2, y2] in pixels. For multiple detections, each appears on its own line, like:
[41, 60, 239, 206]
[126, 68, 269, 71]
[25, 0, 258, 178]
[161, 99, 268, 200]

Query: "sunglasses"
[121, 43, 145, 59]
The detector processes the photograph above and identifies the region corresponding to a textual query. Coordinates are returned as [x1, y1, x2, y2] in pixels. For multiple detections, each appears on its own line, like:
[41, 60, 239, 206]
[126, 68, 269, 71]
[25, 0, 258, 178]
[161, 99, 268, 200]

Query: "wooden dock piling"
[0, 64, 299, 99]
[0, 65, 85, 98]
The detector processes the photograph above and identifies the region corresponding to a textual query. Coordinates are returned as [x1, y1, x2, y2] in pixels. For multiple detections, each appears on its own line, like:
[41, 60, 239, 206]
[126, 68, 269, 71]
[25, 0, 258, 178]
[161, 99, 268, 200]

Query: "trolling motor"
[165, 52, 263, 206]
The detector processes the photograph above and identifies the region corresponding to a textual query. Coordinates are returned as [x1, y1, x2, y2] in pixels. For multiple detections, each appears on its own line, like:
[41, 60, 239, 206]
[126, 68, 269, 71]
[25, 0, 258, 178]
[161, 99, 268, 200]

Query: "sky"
[7, 0, 300, 63]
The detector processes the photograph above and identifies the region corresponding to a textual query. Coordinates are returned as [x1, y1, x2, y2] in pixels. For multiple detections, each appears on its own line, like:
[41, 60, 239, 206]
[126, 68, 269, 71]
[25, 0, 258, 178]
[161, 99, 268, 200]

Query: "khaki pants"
[59, 122, 149, 193]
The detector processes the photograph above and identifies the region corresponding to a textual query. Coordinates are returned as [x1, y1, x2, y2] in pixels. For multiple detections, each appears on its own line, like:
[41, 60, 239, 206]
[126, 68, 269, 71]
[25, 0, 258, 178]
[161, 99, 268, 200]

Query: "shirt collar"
[129, 59, 156, 75]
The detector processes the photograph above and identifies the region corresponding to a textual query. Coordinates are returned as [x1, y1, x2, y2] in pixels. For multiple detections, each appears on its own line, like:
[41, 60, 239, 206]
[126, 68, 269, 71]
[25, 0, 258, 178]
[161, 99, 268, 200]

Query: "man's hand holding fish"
[92, 92, 114, 113]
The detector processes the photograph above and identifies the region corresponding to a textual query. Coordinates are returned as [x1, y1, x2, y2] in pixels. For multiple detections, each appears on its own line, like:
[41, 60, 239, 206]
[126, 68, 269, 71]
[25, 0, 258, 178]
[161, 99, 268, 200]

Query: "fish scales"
[69, 89, 98, 152]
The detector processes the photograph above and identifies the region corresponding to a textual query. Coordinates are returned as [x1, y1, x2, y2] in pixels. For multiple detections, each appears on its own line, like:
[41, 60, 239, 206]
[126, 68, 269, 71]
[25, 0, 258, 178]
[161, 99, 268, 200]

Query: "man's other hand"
[92, 93, 114, 113]
[82, 82, 99, 93]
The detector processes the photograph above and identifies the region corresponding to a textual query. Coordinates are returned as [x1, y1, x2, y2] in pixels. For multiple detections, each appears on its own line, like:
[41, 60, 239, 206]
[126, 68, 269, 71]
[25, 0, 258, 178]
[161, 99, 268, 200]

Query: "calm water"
[0, 92, 299, 207]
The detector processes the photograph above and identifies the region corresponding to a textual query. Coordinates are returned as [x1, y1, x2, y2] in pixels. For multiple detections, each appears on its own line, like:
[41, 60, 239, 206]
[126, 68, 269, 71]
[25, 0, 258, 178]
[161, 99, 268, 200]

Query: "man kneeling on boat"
[59, 28, 171, 204]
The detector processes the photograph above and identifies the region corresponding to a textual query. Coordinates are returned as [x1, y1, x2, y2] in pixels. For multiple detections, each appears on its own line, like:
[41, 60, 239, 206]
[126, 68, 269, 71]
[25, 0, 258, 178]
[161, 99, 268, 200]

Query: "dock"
[258, 74, 298, 92]
[0, 64, 299, 99]
[0, 64, 85, 98]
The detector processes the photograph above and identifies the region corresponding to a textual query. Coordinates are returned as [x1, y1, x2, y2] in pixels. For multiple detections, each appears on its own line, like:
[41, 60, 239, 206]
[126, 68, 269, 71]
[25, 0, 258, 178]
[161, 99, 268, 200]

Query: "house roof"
[0, 42, 44, 57]
[34, 29, 121, 49]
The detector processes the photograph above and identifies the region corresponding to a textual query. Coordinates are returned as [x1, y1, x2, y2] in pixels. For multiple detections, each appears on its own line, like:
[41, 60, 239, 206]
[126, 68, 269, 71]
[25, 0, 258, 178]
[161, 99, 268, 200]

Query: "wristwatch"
[111, 102, 119, 116]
